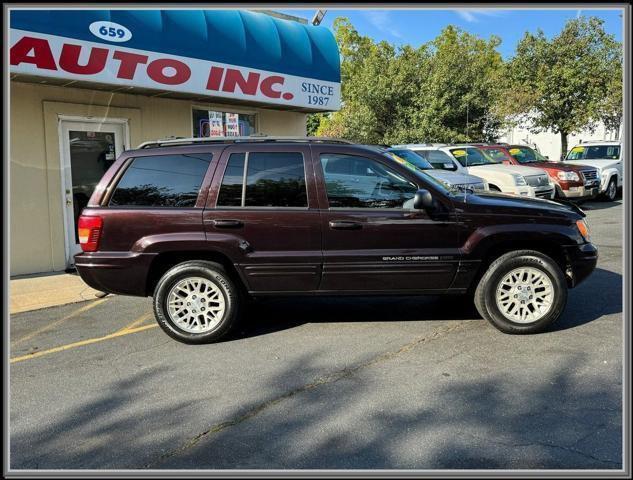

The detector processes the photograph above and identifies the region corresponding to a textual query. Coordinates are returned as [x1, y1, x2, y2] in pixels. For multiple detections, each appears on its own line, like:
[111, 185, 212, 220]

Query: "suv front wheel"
[153, 260, 241, 344]
[474, 250, 567, 334]
[603, 177, 618, 202]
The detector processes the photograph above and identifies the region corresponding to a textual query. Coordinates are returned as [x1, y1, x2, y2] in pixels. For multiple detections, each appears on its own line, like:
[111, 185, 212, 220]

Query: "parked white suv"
[563, 141, 622, 201]
[394, 144, 555, 199]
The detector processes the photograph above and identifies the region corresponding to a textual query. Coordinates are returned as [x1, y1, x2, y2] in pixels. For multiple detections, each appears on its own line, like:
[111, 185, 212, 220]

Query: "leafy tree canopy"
[497, 17, 622, 154]
[312, 16, 621, 155]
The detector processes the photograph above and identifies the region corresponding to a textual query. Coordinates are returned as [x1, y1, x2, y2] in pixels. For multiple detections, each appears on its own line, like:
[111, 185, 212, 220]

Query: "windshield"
[485, 148, 512, 162]
[449, 147, 498, 167]
[417, 149, 458, 170]
[566, 145, 621, 160]
[381, 151, 461, 195]
[387, 149, 434, 170]
[507, 146, 546, 164]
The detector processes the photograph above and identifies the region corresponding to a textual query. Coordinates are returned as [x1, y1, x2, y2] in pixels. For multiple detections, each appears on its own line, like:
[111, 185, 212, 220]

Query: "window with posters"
[193, 108, 257, 138]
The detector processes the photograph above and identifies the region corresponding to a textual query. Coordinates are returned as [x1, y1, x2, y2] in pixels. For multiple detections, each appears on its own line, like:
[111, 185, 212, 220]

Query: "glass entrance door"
[60, 120, 126, 267]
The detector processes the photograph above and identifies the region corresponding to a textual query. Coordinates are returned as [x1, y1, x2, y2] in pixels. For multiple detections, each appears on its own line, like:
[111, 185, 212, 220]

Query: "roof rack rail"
[137, 135, 355, 149]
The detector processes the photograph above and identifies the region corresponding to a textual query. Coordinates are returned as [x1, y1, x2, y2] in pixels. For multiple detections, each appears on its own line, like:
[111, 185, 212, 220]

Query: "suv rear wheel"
[153, 260, 241, 344]
[474, 250, 567, 334]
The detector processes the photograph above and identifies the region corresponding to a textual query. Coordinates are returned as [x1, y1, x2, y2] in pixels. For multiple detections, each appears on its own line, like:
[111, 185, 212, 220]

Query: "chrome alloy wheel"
[495, 267, 554, 323]
[166, 277, 226, 333]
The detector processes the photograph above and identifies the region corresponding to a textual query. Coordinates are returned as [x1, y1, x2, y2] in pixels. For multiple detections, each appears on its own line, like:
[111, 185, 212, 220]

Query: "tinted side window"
[216, 153, 245, 207]
[320, 154, 417, 209]
[216, 152, 307, 207]
[109, 154, 212, 207]
[245, 152, 307, 207]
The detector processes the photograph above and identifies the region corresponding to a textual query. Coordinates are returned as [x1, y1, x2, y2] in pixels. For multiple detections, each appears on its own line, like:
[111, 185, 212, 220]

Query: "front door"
[313, 147, 462, 293]
[60, 119, 126, 267]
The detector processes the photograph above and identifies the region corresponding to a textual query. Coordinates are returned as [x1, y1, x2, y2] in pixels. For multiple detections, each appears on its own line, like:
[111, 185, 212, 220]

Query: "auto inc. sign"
[10, 26, 341, 111]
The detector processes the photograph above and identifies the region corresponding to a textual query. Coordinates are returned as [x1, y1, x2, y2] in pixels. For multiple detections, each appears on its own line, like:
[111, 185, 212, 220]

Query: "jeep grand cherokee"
[75, 136, 598, 343]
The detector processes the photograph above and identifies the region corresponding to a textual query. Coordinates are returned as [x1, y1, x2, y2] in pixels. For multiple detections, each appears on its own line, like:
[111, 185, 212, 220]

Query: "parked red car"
[478, 144, 600, 201]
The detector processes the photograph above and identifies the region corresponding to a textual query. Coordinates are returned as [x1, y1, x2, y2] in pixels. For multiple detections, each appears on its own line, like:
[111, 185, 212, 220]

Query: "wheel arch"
[466, 234, 574, 293]
[146, 250, 248, 297]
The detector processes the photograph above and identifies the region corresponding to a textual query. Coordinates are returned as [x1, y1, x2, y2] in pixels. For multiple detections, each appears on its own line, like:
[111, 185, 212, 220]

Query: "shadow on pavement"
[232, 265, 620, 339]
[11, 347, 622, 469]
[580, 198, 622, 211]
[155, 353, 622, 469]
[233, 294, 481, 341]
[552, 267, 622, 332]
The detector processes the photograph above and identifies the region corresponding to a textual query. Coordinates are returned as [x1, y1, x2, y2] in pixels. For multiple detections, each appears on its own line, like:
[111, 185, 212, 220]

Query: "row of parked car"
[378, 140, 623, 203]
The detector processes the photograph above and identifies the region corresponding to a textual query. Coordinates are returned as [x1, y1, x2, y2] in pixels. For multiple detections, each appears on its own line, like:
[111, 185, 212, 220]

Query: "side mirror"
[413, 189, 434, 210]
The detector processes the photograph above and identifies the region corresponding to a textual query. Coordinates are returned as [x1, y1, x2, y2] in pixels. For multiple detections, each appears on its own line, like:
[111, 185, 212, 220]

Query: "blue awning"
[10, 9, 340, 83]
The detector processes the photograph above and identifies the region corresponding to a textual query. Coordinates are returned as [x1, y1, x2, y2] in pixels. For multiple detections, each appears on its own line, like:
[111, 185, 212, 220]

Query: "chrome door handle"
[329, 220, 362, 230]
[211, 219, 243, 228]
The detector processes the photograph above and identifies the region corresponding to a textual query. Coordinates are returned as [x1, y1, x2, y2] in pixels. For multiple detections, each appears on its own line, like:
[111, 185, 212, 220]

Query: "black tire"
[474, 250, 567, 334]
[602, 177, 617, 202]
[153, 260, 241, 344]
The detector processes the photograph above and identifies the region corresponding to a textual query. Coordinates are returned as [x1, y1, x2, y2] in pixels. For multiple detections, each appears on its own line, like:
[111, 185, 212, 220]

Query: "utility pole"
[466, 102, 469, 139]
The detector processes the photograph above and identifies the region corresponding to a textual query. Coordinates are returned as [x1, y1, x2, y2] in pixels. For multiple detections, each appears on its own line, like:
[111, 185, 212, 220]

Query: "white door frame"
[58, 115, 130, 267]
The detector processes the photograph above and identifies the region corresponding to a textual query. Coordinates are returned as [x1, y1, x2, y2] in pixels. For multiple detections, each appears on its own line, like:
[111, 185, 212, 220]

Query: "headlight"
[557, 171, 580, 181]
[576, 219, 591, 242]
[513, 174, 527, 186]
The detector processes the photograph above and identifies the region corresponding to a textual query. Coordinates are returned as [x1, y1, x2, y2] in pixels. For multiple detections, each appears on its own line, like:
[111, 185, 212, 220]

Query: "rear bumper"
[565, 243, 598, 288]
[75, 252, 157, 296]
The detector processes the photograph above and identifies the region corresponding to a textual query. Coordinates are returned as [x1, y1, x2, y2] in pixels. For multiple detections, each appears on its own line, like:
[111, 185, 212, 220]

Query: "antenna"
[311, 9, 326, 26]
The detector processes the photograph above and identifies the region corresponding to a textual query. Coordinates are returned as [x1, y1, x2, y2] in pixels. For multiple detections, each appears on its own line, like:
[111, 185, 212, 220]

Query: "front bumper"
[565, 243, 598, 288]
[558, 183, 600, 199]
[505, 185, 554, 199]
[75, 251, 157, 296]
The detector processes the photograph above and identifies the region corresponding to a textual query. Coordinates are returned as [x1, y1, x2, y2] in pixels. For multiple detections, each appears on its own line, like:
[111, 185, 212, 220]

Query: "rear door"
[313, 146, 462, 293]
[204, 144, 322, 293]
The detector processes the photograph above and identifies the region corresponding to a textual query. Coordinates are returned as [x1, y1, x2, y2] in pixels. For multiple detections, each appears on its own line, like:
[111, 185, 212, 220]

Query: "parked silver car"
[385, 148, 489, 192]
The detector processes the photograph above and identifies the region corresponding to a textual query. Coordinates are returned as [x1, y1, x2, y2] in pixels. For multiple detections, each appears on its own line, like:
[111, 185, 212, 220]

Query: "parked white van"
[563, 141, 622, 201]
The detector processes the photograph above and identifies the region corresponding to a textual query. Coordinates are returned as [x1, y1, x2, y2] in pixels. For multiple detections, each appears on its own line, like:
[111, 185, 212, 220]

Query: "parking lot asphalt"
[9, 198, 624, 470]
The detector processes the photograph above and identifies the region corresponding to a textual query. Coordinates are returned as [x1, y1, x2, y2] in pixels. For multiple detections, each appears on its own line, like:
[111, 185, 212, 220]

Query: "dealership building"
[9, 9, 341, 276]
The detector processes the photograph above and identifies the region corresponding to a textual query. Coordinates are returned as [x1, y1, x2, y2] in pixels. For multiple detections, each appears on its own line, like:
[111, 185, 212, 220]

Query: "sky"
[279, 8, 624, 58]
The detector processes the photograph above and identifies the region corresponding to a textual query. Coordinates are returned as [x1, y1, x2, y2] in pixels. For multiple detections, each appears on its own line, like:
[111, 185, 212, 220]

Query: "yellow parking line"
[11, 298, 108, 346]
[115, 312, 153, 333]
[10, 324, 159, 364]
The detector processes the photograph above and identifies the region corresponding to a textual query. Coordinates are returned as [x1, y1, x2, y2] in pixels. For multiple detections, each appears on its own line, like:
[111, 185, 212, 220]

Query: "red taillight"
[77, 215, 103, 252]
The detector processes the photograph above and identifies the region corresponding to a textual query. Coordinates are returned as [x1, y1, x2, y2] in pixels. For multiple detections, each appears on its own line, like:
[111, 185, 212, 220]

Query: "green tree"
[600, 70, 623, 137]
[317, 18, 429, 144]
[403, 25, 504, 143]
[318, 19, 504, 144]
[498, 17, 622, 156]
[306, 113, 325, 136]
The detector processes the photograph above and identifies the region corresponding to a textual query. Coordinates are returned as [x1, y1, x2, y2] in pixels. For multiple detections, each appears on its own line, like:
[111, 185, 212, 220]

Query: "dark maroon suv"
[75, 136, 597, 343]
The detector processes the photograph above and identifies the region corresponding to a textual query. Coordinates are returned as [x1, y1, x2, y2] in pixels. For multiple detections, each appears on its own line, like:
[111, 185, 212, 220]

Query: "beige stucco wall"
[10, 81, 307, 276]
